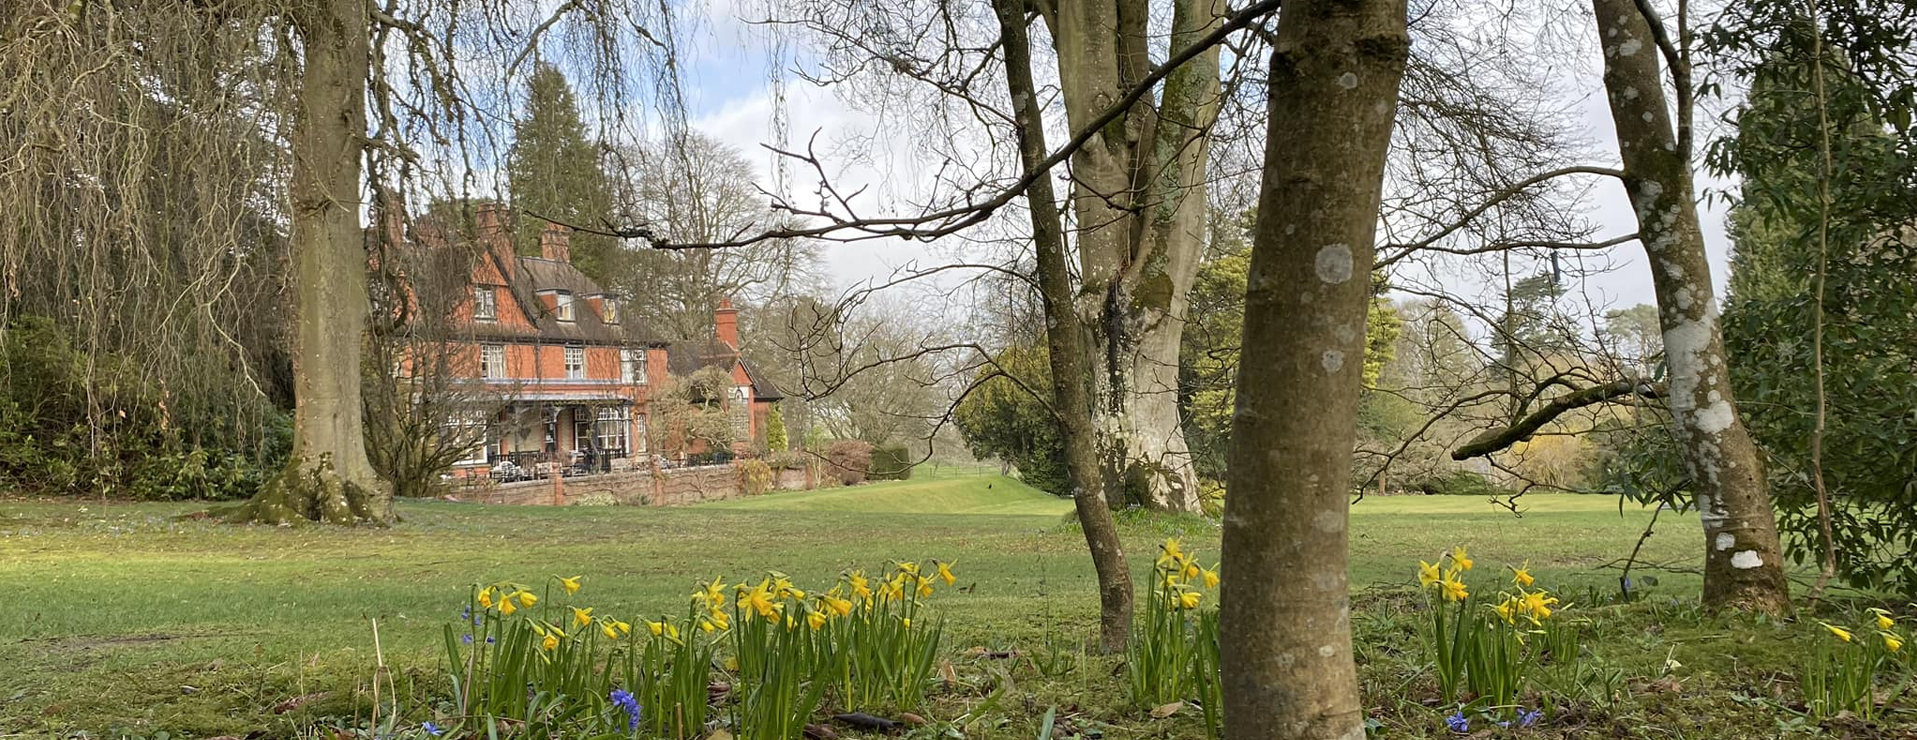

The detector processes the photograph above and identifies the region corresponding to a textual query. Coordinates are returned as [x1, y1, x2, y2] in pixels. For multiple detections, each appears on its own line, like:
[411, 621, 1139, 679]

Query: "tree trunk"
[1590, 0, 1791, 614]
[230, 0, 391, 525]
[1041, 0, 1219, 513]
[998, 0, 1134, 652]
[1218, 0, 1406, 736]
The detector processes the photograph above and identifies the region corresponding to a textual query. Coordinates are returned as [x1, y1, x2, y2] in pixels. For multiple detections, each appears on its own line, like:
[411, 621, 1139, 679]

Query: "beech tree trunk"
[998, 0, 1134, 651]
[1590, 0, 1791, 613]
[1218, 0, 1406, 735]
[1038, 0, 1219, 513]
[230, 0, 391, 525]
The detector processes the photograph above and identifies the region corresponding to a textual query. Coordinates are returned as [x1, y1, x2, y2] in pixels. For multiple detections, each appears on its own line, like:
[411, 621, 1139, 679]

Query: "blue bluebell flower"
[1445, 710, 1469, 733]
[610, 688, 641, 730]
[461, 633, 474, 645]
[422, 721, 444, 736]
[1519, 708, 1543, 727]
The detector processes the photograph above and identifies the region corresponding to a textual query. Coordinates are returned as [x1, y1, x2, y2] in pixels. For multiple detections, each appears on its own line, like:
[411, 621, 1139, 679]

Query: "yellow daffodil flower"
[771, 574, 805, 600]
[1511, 562, 1534, 588]
[915, 575, 935, 598]
[1417, 560, 1441, 588]
[740, 579, 779, 621]
[699, 618, 717, 633]
[1440, 577, 1468, 603]
[1869, 608, 1895, 631]
[1201, 567, 1220, 590]
[708, 611, 730, 631]
[1157, 539, 1185, 568]
[478, 588, 495, 609]
[558, 575, 581, 595]
[901, 617, 912, 628]
[541, 634, 559, 651]
[516, 591, 537, 608]
[602, 623, 618, 639]
[1183, 562, 1201, 580]
[501, 599, 518, 616]
[1177, 590, 1203, 610]
[806, 610, 828, 630]
[1493, 597, 1519, 624]
[1882, 633, 1904, 653]
[1519, 590, 1558, 620]
[936, 560, 957, 586]
[647, 620, 666, 636]
[822, 593, 854, 618]
[848, 571, 872, 601]
[695, 576, 728, 610]
[571, 607, 593, 628]
[1450, 545, 1474, 572]
[1823, 623, 1854, 642]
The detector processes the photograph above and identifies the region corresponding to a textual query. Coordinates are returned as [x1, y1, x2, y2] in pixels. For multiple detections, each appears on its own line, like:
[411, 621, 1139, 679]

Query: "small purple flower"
[1446, 710, 1469, 733]
[1519, 708, 1543, 727]
[461, 633, 474, 645]
[610, 688, 641, 730]
[422, 721, 444, 737]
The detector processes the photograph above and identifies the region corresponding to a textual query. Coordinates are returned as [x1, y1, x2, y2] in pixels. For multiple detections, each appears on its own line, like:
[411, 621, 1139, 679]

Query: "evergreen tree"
[766, 403, 789, 452]
[506, 64, 618, 281]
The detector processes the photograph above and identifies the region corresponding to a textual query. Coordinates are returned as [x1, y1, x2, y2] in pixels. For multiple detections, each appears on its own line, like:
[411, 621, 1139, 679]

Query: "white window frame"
[633, 414, 649, 453]
[481, 344, 506, 379]
[564, 345, 585, 379]
[603, 298, 620, 325]
[473, 285, 497, 321]
[448, 415, 491, 466]
[555, 291, 575, 322]
[621, 348, 648, 384]
[730, 385, 752, 407]
[595, 407, 630, 453]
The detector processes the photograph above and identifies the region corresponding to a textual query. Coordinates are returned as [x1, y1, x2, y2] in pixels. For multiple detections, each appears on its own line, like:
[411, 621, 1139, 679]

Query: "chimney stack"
[539, 221, 572, 263]
[714, 298, 740, 349]
[475, 202, 515, 273]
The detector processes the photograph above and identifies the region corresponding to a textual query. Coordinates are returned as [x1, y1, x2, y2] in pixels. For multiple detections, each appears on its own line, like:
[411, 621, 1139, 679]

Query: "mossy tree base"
[223, 455, 390, 526]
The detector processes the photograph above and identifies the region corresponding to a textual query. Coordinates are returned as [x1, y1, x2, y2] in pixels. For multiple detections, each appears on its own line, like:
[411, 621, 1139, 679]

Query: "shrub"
[868, 445, 913, 481]
[825, 440, 874, 485]
[1415, 469, 1508, 497]
[738, 458, 774, 495]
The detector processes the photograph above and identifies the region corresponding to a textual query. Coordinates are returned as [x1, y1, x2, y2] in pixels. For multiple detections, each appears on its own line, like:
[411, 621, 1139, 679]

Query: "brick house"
[420, 202, 783, 478]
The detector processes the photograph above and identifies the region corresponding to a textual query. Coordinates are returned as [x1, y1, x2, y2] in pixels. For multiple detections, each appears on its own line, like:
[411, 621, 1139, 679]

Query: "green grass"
[2, 477, 1892, 738]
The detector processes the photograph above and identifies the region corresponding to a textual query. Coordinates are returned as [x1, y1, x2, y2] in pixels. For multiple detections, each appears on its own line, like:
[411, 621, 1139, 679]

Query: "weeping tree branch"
[1451, 378, 1664, 460]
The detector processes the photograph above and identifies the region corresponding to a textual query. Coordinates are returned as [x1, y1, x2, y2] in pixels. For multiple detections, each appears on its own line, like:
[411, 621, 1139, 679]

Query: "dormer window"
[603, 298, 620, 325]
[473, 286, 497, 321]
[554, 291, 575, 322]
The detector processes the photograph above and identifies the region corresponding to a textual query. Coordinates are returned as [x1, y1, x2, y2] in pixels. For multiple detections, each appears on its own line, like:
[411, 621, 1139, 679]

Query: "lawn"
[3, 475, 1866, 738]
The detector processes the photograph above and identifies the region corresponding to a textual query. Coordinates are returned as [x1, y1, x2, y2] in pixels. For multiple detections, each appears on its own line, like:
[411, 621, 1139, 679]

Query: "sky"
[653, 2, 1740, 317]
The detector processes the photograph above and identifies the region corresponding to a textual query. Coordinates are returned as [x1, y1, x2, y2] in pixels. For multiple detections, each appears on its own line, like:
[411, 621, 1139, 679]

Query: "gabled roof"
[664, 341, 786, 402]
[471, 248, 665, 346]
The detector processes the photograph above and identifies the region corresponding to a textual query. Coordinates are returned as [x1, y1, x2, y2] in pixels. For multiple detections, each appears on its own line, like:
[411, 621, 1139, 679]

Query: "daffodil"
[821, 593, 854, 618]
[936, 560, 957, 586]
[1201, 567, 1220, 590]
[647, 620, 667, 636]
[558, 575, 582, 595]
[897, 561, 921, 577]
[1440, 576, 1469, 603]
[1157, 539, 1185, 568]
[806, 610, 828, 630]
[541, 633, 559, 651]
[1869, 608, 1895, 631]
[1823, 623, 1854, 642]
[695, 576, 727, 610]
[706, 611, 729, 631]
[848, 571, 872, 602]
[1882, 632, 1904, 653]
[1417, 560, 1441, 588]
[571, 606, 593, 628]
[1177, 590, 1203, 610]
[612, 620, 632, 636]
[772, 574, 804, 600]
[1183, 562, 1201, 580]
[915, 575, 935, 598]
[500, 598, 518, 616]
[516, 591, 538, 608]
[478, 588, 495, 609]
[1493, 597, 1519, 624]
[602, 622, 620, 639]
[1518, 590, 1558, 620]
[901, 617, 912, 628]
[1511, 562, 1534, 588]
[739, 579, 779, 621]
[1450, 545, 1474, 572]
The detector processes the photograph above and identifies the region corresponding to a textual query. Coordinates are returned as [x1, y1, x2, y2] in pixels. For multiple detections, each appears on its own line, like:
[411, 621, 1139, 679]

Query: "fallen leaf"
[1150, 701, 1183, 719]
[899, 712, 927, 726]
[271, 691, 330, 714]
[803, 724, 839, 740]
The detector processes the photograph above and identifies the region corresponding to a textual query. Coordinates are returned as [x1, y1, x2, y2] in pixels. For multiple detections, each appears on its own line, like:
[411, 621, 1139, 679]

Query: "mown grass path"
[0, 476, 1698, 736]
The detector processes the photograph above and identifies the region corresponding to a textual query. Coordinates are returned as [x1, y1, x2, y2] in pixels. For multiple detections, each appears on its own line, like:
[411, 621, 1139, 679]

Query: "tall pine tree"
[506, 64, 618, 281]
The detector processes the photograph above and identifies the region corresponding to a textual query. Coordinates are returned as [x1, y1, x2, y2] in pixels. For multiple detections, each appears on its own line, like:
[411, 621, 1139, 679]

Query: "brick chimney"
[475, 202, 515, 274]
[714, 298, 740, 348]
[539, 221, 572, 263]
